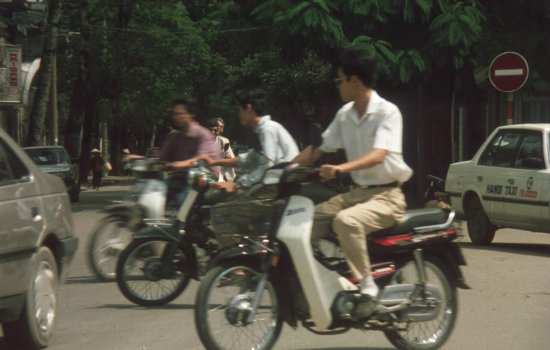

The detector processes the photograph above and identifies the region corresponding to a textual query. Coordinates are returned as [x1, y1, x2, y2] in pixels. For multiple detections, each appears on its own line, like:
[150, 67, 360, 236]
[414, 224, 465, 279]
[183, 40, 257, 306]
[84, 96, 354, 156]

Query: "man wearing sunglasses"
[294, 47, 413, 317]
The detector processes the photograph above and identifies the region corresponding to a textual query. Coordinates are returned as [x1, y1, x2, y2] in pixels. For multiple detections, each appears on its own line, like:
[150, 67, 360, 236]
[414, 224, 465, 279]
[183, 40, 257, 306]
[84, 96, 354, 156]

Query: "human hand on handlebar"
[212, 182, 237, 193]
[195, 155, 214, 165]
[319, 164, 340, 181]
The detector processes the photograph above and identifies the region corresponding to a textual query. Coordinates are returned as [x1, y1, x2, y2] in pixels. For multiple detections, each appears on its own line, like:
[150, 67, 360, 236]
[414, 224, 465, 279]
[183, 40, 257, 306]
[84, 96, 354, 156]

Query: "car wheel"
[465, 196, 496, 245]
[2, 247, 59, 349]
[69, 184, 80, 202]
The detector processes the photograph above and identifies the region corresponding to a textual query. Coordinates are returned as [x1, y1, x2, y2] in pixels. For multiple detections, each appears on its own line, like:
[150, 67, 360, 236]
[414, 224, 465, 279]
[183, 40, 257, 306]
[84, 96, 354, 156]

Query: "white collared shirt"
[320, 91, 413, 185]
[237, 115, 299, 186]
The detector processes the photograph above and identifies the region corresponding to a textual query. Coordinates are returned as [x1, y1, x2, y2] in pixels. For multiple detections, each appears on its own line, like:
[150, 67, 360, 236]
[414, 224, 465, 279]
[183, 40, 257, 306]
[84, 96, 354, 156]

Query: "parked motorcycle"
[194, 163, 469, 350]
[115, 160, 224, 306]
[87, 158, 168, 281]
[424, 174, 451, 209]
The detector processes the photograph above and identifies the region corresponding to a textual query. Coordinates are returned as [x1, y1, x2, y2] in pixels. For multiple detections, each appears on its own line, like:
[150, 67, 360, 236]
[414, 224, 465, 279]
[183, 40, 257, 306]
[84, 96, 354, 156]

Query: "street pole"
[506, 92, 514, 125]
[50, 51, 59, 144]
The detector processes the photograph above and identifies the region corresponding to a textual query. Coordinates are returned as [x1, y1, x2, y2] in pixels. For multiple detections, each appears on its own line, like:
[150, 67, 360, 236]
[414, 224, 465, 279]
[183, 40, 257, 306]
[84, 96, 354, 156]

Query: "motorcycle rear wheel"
[88, 215, 134, 281]
[384, 258, 457, 350]
[116, 238, 191, 306]
[194, 262, 283, 350]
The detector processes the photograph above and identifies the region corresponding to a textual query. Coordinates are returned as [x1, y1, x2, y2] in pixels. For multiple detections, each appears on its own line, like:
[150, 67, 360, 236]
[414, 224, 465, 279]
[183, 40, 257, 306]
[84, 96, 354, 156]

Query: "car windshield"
[25, 148, 70, 165]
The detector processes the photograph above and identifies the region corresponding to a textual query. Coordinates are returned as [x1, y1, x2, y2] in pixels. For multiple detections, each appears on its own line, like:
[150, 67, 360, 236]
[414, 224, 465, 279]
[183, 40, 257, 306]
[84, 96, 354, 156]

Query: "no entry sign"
[489, 52, 529, 92]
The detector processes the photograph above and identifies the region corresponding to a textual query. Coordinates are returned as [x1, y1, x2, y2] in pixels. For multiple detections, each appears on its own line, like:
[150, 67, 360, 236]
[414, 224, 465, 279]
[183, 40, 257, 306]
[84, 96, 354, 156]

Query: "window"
[515, 132, 545, 169]
[0, 138, 30, 185]
[479, 131, 522, 167]
[24, 147, 69, 165]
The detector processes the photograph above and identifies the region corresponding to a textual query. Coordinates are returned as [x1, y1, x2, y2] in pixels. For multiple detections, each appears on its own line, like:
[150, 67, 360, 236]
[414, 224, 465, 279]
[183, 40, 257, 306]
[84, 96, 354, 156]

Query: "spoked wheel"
[88, 215, 134, 281]
[116, 238, 191, 306]
[195, 263, 283, 350]
[384, 258, 457, 350]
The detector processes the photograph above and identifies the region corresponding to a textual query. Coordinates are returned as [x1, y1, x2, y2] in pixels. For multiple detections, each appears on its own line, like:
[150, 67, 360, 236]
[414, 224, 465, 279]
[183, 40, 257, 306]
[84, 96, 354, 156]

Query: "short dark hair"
[235, 89, 269, 116]
[171, 96, 198, 116]
[339, 48, 378, 88]
[206, 118, 219, 128]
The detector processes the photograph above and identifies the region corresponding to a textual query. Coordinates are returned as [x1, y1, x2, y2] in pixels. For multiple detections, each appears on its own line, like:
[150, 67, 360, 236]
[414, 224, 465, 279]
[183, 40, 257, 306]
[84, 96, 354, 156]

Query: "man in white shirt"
[205, 88, 299, 190]
[294, 48, 412, 317]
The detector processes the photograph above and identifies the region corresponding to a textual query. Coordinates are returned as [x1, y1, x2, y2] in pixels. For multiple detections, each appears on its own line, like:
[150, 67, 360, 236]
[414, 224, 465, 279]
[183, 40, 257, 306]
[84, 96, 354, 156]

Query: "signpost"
[489, 52, 529, 124]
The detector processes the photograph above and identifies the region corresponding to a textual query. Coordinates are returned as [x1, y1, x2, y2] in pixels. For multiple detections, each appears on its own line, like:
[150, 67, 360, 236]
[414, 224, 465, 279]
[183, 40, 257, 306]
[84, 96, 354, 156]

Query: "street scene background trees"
[13, 0, 549, 199]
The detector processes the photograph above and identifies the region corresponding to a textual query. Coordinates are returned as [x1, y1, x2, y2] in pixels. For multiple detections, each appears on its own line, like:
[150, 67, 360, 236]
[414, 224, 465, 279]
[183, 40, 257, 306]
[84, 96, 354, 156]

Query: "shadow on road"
[459, 242, 550, 258]
[294, 348, 392, 350]
[64, 275, 109, 284]
[90, 303, 195, 310]
[0, 338, 38, 350]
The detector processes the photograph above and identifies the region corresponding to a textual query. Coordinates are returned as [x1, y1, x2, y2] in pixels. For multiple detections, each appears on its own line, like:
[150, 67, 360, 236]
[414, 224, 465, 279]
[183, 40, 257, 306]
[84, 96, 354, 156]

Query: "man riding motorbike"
[293, 47, 413, 317]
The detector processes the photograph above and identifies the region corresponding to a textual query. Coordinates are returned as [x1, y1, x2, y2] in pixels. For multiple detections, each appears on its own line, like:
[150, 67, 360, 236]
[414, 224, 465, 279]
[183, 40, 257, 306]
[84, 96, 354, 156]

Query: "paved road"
[1, 182, 549, 350]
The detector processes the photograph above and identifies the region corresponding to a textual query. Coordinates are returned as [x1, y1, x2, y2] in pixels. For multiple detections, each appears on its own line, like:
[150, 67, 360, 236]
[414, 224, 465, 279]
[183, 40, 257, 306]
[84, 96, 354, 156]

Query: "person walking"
[90, 149, 105, 191]
[207, 118, 236, 182]
[293, 47, 413, 317]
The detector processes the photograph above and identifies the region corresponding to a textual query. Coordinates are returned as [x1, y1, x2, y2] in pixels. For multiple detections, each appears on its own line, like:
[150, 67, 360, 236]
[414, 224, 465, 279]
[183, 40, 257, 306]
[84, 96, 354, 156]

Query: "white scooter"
[194, 162, 469, 350]
[87, 158, 168, 281]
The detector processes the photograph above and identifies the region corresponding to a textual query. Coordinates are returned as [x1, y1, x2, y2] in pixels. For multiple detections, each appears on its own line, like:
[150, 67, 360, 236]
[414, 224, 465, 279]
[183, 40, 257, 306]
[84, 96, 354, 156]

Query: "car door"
[477, 130, 523, 223]
[0, 136, 44, 297]
[508, 131, 548, 229]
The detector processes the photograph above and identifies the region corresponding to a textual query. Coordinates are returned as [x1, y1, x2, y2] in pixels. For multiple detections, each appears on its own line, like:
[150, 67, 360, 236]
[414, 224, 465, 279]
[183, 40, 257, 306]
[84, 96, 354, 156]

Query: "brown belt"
[352, 181, 399, 189]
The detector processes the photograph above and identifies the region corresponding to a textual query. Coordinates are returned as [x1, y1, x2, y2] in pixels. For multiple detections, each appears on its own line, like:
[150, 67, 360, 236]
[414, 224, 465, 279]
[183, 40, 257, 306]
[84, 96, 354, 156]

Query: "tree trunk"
[77, 0, 98, 183]
[26, 0, 63, 146]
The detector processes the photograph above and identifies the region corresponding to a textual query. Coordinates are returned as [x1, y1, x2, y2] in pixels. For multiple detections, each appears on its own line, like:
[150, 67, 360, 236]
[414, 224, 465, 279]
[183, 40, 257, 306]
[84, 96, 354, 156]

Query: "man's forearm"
[293, 145, 322, 166]
[338, 149, 387, 173]
[210, 158, 237, 167]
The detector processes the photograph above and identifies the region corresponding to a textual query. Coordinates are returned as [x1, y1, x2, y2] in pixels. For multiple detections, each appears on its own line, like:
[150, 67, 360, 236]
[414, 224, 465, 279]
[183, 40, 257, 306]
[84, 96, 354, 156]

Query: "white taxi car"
[445, 124, 550, 244]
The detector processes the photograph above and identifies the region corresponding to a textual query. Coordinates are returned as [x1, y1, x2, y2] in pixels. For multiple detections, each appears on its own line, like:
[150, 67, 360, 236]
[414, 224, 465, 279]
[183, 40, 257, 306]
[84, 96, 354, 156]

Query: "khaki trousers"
[312, 186, 406, 279]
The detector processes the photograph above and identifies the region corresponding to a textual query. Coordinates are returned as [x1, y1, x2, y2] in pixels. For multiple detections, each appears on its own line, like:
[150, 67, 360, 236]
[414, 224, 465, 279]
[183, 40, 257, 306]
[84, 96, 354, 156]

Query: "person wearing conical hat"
[90, 148, 105, 190]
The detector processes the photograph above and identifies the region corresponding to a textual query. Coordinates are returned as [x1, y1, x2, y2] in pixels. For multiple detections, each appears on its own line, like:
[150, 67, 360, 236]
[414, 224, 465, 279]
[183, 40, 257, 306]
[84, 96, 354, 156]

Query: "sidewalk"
[82, 175, 135, 192]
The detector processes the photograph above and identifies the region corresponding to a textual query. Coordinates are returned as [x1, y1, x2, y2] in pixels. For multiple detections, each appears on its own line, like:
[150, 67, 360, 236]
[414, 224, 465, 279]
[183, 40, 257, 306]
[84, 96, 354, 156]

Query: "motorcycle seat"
[369, 208, 449, 239]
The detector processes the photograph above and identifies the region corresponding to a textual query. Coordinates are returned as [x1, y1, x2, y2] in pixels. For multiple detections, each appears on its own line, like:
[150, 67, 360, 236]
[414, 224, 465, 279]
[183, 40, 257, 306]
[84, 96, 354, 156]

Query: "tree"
[26, 0, 64, 146]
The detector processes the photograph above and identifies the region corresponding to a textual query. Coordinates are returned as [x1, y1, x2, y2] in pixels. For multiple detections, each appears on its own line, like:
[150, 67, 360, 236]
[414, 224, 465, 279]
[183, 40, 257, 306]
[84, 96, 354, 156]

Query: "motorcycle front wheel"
[88, 215, 134, 281]
[384, 258, 457, 350]
[116, 238, 191, 306]
[194, 262, 283, 350]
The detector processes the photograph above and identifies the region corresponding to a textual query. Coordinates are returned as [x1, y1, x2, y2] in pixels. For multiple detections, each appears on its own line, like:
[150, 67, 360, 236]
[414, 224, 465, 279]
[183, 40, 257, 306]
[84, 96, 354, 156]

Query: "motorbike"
[115, 160, 226, 306]
[424, 174, 451, 209]
[87, 158, 168, 281]
[194, 162, 469, 350]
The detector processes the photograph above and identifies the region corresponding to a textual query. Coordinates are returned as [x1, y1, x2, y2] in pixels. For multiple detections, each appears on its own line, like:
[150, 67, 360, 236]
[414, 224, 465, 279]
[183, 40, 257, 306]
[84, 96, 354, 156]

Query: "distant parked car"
[445, 123, 550, 244]
[23, 145, 81, 202]
[0, 129, 78, 348]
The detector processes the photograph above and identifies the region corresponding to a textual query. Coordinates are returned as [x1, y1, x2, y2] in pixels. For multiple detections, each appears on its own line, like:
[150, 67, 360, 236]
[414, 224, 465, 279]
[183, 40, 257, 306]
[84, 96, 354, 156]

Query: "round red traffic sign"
[489, 52, 529, 92]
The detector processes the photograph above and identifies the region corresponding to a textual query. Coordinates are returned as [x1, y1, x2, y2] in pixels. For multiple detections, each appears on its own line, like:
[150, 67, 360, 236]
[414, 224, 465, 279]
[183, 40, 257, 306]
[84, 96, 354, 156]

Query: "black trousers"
[92, 171, 102, 188]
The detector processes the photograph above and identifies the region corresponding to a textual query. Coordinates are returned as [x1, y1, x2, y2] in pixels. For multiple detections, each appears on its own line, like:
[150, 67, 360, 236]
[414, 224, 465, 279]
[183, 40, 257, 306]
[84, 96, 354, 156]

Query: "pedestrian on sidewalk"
[90, 149, 105, 191]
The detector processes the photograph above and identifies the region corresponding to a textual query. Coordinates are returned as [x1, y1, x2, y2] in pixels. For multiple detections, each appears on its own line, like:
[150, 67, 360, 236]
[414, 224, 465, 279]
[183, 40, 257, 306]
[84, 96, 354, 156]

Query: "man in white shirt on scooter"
[294, 47, 412, 317]
[203, 88, 299, 192]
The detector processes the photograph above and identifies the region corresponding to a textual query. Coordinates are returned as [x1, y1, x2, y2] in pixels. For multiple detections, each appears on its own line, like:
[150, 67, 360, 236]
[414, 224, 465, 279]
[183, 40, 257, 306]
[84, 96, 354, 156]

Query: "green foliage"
[429, 1, 485, 68]
[253, 0, 344, 47]
[58, 0, 539, 148]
